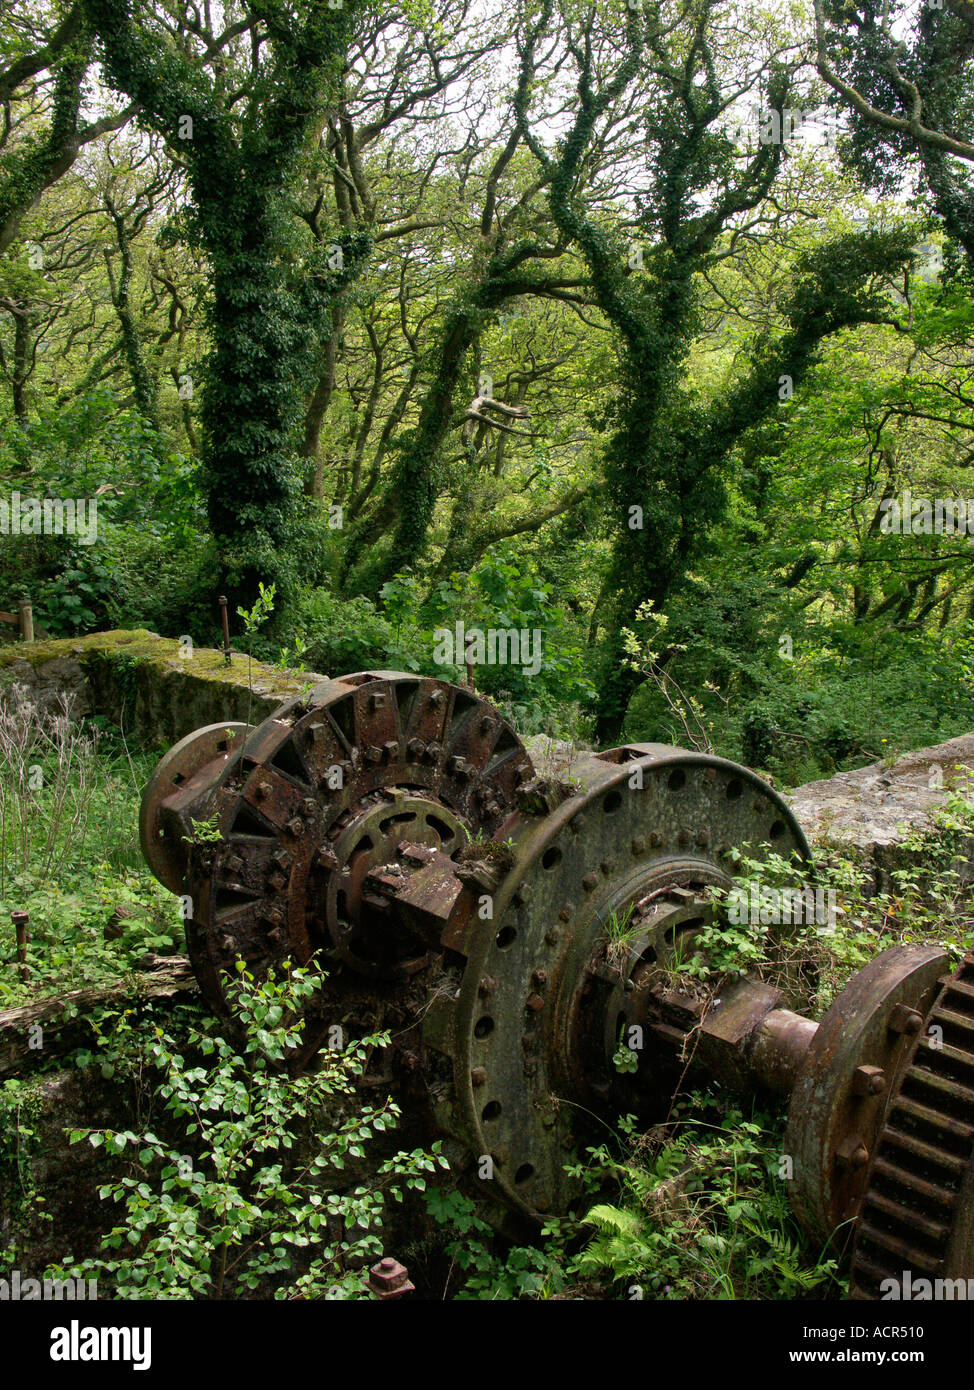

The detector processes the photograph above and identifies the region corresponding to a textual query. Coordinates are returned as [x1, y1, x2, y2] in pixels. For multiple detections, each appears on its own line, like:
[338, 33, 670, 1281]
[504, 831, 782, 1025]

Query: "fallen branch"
[0, 954, 198, 1077]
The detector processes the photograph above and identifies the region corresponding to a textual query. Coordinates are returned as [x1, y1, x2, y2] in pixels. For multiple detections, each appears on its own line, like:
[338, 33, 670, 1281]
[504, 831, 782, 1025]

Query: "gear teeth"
[850, 950, 974, 1298]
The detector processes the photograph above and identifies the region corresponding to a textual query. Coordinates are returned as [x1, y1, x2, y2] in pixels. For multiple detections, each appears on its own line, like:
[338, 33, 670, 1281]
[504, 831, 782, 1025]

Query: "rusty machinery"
[139, 671, 974, 1297]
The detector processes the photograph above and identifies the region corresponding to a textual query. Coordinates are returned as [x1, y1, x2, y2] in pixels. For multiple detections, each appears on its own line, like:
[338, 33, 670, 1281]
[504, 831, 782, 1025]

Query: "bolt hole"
[474, 1016, 495, 1039]
[603, 790, 622, 814]
[769, 820, 786, 839]
[542, 846, 562, 870]
[514, 1163, 534, 1185]
[496, 926, 517, 949]
[725, 778, 743, 800]
[482, 1100, 502, 1121]
[667, 769, 686, 792]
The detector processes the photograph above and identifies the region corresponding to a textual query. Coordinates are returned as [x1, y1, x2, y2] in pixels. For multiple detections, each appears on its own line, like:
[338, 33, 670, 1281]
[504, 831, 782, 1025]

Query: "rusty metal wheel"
[424, 743, 811, 1219]
[849, 948, 974, 1297]
[784, 944, 948, 1247]
[144, 673, 531, 1039]
[139, 721, 251, 894]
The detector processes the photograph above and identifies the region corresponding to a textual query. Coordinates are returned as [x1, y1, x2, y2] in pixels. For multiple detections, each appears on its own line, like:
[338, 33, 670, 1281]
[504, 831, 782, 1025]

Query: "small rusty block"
[835, 1136, 870, 1170]
[368, 1257, 414, 1300]
[852, 1064, 887, 1097]
[888, 1004, 923, 1035]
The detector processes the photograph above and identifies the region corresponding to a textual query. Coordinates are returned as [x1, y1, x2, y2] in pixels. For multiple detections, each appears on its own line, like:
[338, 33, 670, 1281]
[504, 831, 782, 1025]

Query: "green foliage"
[298, 548, 594, 735]
[0, 1077, 47, 1262]
[64, 964, 448, 1299]
[571, 1101, 840, 1300]
[423, 1188, 567, 1300]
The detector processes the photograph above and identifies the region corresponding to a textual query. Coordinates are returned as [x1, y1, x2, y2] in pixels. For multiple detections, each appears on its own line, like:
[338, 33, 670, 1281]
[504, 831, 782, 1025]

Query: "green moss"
[0, 628, 311, 699]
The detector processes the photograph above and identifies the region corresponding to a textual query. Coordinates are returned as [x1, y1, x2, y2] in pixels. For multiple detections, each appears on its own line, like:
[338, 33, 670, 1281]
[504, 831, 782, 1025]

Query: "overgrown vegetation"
[2, 699, 972, 1300]
[3, 0, 974, 1304]
[3, 1, 974, 780]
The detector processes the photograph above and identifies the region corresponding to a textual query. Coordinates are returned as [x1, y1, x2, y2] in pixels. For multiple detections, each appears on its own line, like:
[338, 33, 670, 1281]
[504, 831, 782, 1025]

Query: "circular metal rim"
[785, 943, 948, 1245]
[441, 746, 811, 1219]
[139, 721, 251, 894]
[179, 672, 532, 1020]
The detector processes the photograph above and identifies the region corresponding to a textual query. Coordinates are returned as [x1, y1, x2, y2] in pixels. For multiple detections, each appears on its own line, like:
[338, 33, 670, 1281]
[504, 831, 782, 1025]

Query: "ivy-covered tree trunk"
[515, 1, 918, 743]
[87, 0, 370, 610]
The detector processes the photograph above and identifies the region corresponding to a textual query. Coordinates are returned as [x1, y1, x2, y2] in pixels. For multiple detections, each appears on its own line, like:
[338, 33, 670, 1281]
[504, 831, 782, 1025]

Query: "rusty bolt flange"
[368, 1257, 414, 1300]
[835, 1137, 870, 1171]
[888, 1004, 923, 1035]
[852, 1064, 887, 1097]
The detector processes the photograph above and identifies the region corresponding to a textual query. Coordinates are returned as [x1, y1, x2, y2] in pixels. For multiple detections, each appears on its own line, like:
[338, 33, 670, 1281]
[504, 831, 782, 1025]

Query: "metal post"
[11, 910, 30, 983]
[219, 595, 232, 667]
[18, 598, 33, 643]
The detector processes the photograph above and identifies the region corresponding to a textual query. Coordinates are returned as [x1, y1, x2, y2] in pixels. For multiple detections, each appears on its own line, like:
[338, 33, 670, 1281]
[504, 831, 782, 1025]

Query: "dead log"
[0, 954, 197, 1077]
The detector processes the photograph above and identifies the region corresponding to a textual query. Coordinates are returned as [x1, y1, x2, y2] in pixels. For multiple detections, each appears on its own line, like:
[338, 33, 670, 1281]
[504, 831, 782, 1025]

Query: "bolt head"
[889, 1004, 924, 1035]
[852, 1064, 887, 1097]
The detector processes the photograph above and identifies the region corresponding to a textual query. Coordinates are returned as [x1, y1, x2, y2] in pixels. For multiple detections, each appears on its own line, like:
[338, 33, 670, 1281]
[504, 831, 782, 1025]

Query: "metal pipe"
[748, 1008, 819, 1096]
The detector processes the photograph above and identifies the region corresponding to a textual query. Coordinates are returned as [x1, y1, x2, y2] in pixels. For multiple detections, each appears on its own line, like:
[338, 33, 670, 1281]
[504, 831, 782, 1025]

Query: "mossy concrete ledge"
[0, 629, 328, 747]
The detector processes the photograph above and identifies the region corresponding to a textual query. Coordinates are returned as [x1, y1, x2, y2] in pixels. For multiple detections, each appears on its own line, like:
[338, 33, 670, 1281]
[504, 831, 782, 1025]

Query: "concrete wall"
[0, 628, 327, 747]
